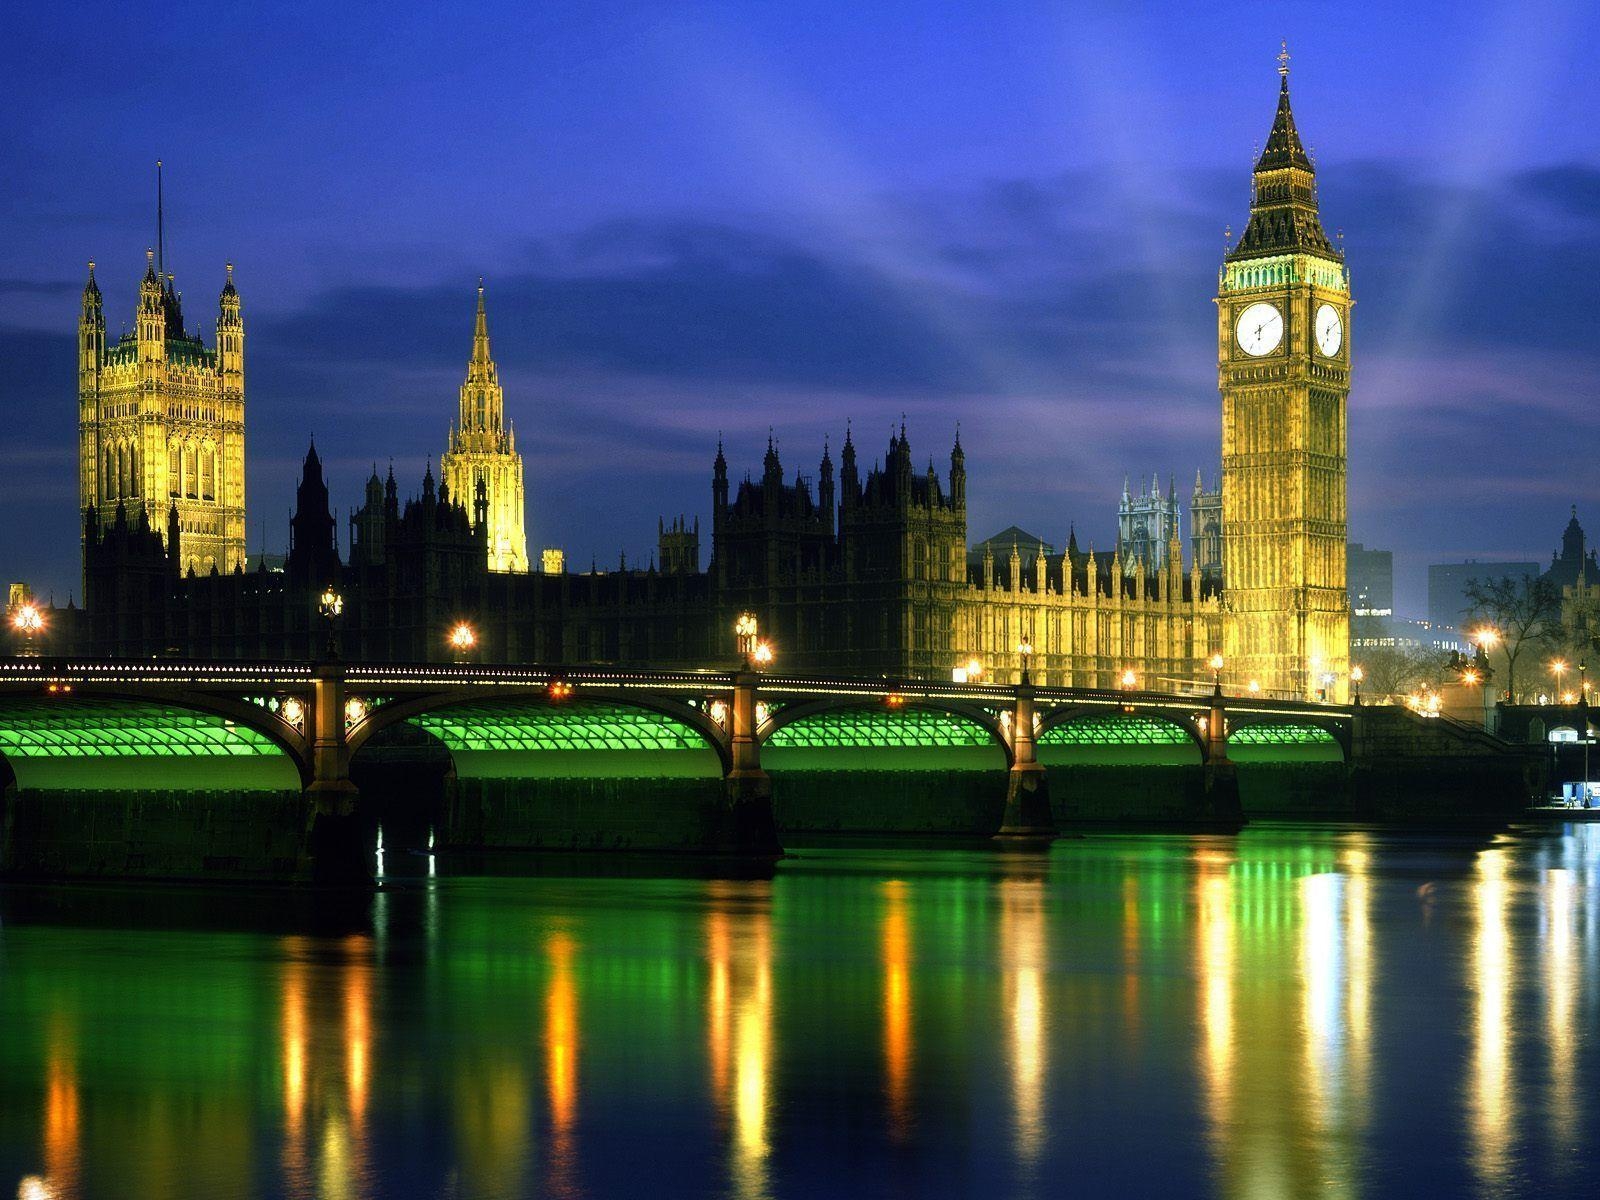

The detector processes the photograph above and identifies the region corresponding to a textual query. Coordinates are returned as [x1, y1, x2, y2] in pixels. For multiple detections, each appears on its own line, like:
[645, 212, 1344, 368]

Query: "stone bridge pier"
[304, 664, 368, 882]
[721, 671, 782, 856]
[997, 682, 1055, 841]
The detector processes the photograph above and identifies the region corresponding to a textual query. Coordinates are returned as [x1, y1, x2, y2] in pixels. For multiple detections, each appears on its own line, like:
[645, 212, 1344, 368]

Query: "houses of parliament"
[68, 56, 1351, 700]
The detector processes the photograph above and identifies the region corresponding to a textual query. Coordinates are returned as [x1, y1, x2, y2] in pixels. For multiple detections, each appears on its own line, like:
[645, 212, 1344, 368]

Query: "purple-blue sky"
[4, 0, 1599, 614]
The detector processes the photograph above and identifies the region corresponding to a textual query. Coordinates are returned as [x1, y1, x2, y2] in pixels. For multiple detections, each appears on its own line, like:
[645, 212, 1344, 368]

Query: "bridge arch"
[757, 700, 1011, 835]
[1035, 708, 1206, 764]
[1226, 718, 1348, 762]
[759, 699, 1011, 765]
[347, 687, 732, 777]
[0, 693, 306, 792]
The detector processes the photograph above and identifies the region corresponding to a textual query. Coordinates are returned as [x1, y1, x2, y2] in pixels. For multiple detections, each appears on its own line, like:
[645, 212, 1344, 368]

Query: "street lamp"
[1319, 671, 1335, 703]
[1016, 638, 1034, 685]
[1351, 664, 1364, 705]
[11, 603, 44, 657]
[1248, 679, 1261, 696]
[1209, 653, 1224, 695]
[1552, 660, 1568, 703]
[317, 587, 343, 659]
[1120, 668, 1137, 691]
[449, 621, 476, 662]
[734, 612, 759, 666]
[751, 640, 774, 669]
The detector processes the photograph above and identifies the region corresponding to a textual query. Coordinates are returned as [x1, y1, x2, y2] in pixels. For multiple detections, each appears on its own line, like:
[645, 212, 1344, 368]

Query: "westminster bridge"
[0, 659, 1540, 881]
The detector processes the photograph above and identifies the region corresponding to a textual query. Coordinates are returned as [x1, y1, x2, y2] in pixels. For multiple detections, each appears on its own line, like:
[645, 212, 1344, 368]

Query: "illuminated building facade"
[69, 62, 1346, 690]
[1218, 51, 1352, 700]
[441, 284, 529, 573]
[78, 250, 246, 581]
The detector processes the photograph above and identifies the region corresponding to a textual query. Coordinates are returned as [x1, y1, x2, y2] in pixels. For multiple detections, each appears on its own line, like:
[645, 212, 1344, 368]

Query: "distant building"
[1348, 543, 1393, 616]
[1190, 473, 1222, 584]
[1118, 474, 1179, 573]
[1428, 560, 1539, 635]
[1543, 507, 1598, 592]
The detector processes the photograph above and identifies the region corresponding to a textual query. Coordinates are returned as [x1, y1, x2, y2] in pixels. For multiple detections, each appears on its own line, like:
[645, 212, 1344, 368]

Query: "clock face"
[1315, 303, 1343, 356]
[1235, 302, 1283, 356]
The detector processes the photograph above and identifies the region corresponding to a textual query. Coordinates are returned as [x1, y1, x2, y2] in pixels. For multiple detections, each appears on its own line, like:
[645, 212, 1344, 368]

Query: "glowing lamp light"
[966, 658, 983, 680]
[886, 693, 906, 709]
[449, 622, 476, 652]
[11, 604, 43, 635]
[317, 587, 343, 619]
[751, 640, 774, 668]
[1351, 665, 1364, 684]
[281, 697, 306, 726]
[1248, 679, 1261, 694]
[547, 679, 574, 700]
[344, 697, 367, 725]
[1209, 654, 1224, 673]
[1475, 628, 1499, 649]
[1461, 669, 1480, 685]
[1121, 669, 1138, 690]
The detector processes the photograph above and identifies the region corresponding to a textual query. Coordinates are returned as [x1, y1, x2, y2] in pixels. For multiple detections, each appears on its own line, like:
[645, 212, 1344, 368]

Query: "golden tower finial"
[1277, 39, 1290, 78]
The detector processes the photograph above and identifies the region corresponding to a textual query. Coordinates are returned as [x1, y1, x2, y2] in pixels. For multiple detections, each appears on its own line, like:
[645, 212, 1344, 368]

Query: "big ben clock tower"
[1219, 45, 1351, 701]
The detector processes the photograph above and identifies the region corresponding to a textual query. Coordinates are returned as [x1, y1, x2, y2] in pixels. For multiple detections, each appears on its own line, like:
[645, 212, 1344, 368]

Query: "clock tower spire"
[1217, 48, 1352, 700]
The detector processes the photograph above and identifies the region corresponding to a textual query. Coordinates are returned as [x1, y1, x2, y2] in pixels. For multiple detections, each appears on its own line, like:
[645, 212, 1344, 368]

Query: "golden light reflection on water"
[1469, 849, 1513, 1191]
[1197, 840, 1374, 1199]
[881, 879, 913, 1142]
[544, 930, 580, 1197]
[705, 882, 774, 1200]
[36, 1015, 78, 1200]
[275, 934, 376, 1200]
[1543, 866, 1576, 1178]
[999, 877, 1047, 1170]
[1195, 855, 1235, 1177]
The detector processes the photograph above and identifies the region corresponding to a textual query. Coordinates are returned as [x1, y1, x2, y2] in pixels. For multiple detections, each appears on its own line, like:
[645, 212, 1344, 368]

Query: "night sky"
[4, 0, 1599, 615]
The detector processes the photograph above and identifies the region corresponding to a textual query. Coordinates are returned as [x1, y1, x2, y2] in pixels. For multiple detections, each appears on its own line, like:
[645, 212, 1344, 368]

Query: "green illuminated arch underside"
[1228, 724, 1338, 745]
[1039, 716, 1191, 746]
[767, 708, 994, 749]
[409, 702, 709, 753]
[0, 699, 280, 758]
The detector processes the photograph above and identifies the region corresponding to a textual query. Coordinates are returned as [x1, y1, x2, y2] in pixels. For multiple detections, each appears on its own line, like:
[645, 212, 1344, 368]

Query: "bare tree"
[1353, 641, 1456, 700]
[1463, 574, 1563, 701]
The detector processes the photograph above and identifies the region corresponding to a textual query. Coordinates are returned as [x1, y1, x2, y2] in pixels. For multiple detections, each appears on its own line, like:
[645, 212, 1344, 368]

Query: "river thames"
[1, 823, 1596, 1198]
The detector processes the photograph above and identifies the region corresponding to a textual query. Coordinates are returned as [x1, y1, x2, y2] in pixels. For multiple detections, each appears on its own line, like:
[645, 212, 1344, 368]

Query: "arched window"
[200, 447, 215, 501]
[169, 444, 181, 496]
[104, 448, 117, 500]
[184, 446, 198, 499]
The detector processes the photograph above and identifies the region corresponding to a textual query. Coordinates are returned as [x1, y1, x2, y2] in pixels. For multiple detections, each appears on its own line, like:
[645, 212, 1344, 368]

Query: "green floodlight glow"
[1038, 715, 1191, 746]
[766, 708, 994, 750]
[1228, 724, 1338, 745]
[410, 701, 709, 754]
[0, 699, 280, 758]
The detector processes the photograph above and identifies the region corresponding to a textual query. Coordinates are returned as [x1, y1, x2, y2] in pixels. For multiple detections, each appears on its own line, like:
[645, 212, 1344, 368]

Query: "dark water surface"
[2, 824, 1598, 1199]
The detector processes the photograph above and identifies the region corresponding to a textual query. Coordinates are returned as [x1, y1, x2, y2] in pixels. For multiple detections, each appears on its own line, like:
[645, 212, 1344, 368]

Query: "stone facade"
[441, 284, 529, 573]
[1218, 57, 1351, 700]
[78, 254, 246, 582]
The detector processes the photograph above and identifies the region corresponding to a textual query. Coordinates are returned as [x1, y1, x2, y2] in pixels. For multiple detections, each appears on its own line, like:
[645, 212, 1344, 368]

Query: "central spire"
[469, 278, 494, 378]
[1227, 44, 1337, 262]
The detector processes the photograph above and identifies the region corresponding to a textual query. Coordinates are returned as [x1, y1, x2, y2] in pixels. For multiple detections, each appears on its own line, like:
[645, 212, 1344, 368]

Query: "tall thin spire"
[472, 277, 491, 367]
[156, 160, 165, 280]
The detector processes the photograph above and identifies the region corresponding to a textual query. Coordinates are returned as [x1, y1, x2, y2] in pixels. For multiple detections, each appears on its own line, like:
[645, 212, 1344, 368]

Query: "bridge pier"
[719, 672, 782, 857]
[1201, 687, 1244, 829]
[997, 683, 1057, 842]
[304, 663, 370, 883]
